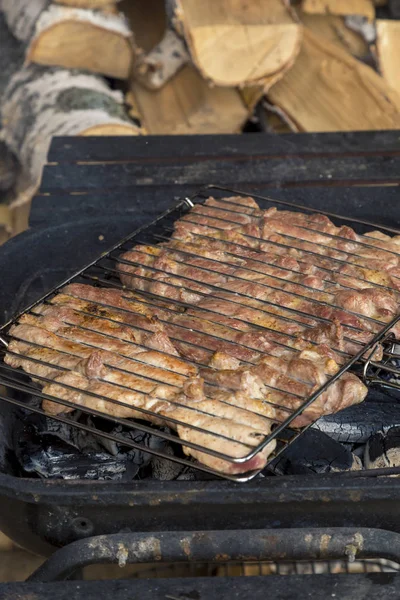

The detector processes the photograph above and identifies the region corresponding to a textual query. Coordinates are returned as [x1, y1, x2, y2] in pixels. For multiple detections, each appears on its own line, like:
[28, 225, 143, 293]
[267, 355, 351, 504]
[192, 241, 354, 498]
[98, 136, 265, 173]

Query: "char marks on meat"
[7, 194, 400, 474]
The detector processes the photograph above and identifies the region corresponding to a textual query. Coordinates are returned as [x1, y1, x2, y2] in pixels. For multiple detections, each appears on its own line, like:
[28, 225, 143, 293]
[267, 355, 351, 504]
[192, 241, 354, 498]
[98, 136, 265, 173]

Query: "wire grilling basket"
[1, 184, 400, 482]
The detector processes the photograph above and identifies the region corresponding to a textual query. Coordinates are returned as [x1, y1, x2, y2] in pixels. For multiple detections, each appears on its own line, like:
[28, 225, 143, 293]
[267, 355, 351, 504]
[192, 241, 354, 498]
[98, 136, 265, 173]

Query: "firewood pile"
[0, 0, 399, 236]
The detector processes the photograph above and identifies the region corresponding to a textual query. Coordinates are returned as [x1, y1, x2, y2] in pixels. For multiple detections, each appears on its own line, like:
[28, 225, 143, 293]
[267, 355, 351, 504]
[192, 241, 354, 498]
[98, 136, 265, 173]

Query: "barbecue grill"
[1, 184, 400, 482]
[2, 132, 400, 597]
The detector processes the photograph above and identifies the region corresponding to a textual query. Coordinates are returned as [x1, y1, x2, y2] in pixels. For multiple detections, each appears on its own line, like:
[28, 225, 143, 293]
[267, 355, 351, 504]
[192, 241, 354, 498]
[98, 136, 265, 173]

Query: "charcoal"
[365, 427, 400, 470]
[14, 412, 172, 480]
[314, 401, 400, 443]
[270, 429, 361, 475]
[151, 445, 186, 480]
[17, 424, 139, 480]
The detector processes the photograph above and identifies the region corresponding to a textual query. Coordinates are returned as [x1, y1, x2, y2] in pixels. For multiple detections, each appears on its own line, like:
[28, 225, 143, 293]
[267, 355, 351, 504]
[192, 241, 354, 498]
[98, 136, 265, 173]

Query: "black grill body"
[1, 132, 400, 560]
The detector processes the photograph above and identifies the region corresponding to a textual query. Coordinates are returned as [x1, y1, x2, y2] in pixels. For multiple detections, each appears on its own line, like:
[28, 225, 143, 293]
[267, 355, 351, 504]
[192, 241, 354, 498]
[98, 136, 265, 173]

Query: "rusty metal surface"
[27, 528, 400, 582]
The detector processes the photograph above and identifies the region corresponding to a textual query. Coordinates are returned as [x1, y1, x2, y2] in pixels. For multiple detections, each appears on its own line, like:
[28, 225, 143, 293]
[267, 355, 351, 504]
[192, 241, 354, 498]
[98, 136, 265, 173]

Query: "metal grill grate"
[90, 558, 400, 580]
[1, 185, 400, 482]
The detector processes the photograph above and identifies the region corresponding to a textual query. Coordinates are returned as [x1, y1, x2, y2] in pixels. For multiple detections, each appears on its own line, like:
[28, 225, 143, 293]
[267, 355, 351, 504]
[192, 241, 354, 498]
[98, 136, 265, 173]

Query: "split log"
[376, 20, 400, 98]
[125, 0, 249, 135]
[1, 65, 141, 190]
[173, 0, 302, 87]
[132, 0, 302, 90]
[302, 0, 375, 21]
[1, 0, 133, 79]
[267, 29, 400, 132]
[128, 65, 248, 135]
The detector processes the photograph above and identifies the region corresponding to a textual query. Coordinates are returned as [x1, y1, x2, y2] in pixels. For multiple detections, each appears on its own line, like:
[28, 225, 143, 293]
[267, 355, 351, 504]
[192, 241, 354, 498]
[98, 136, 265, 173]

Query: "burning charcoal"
[314, 401, 400, 443]
[270, 429, 361, 475]
[365, 427, 400, 470]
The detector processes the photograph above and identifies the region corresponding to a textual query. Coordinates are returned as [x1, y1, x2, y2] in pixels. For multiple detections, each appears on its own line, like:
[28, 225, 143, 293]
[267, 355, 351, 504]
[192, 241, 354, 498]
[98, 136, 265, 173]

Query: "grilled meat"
[5, 320, 276, 474]
[6, 194, 398, 475]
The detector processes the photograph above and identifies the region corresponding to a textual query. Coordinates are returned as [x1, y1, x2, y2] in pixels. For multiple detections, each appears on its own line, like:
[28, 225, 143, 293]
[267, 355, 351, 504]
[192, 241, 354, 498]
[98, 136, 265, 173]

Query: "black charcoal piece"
[365, 427, 400, 470]
[18, 429, 139, 480]
[13, 413, 173, 480]
[314, 401, 400, 443]
[270, 429, 361, 475]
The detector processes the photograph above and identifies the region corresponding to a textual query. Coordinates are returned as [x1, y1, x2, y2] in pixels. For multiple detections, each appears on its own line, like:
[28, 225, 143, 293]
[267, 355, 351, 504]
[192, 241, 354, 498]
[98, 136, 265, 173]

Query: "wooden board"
[267, 29, 400, 132]
[376, 20, 400, 98]
[40, 153, 400, 192]
[48, 131, 400, 162]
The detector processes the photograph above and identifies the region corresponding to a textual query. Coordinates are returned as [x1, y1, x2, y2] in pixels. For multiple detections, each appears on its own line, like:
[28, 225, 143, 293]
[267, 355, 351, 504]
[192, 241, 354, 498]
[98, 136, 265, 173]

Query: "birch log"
[1, 65, 141, 190]
[132, 0, 302, 91]
[169, 0, 302, 87]
[1, 0, 133, 79]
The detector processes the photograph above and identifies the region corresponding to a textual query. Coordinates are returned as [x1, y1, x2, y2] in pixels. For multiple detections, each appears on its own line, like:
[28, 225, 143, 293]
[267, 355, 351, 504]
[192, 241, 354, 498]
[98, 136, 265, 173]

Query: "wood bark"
[1, 65, 141, 190]
[1, 0, 133, 79]
[133, 29, 190, 90]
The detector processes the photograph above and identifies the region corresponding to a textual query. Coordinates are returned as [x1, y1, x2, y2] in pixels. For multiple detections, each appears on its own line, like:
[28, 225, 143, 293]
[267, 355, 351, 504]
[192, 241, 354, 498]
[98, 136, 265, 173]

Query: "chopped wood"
[2, 65, 141, 189]
[267, 29, 400, 132]
[128, 65, 248, 134]
[376, 20, 400, 99]
[296, 11, 369, 57]
[2, 1, 133, 79]
[170, 0, 303, 87]
[302, 0, 375, 21]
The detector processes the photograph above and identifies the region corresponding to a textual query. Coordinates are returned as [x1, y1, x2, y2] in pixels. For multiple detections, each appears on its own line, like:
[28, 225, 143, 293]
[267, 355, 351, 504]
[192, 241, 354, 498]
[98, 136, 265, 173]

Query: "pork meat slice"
[173, 213, 400, 292]
[6, 313, 277, 474]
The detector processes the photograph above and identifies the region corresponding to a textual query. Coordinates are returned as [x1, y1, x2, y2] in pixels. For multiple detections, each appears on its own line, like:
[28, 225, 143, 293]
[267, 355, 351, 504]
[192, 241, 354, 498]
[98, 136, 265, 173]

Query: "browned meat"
[7, 195, 396, 475]
[5, 320, 276, 474]
[118, 245, 388, 356]
[174, 206, 400, 292]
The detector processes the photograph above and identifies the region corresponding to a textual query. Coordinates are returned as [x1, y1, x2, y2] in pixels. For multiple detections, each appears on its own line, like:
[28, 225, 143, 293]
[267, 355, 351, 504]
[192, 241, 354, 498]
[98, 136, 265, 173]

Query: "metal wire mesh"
[106, 558, 400, 580]
[1, 185, 400, 481]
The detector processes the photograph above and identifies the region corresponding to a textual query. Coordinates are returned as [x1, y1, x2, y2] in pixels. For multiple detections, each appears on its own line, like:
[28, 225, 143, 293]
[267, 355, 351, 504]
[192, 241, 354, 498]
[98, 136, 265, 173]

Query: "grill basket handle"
[28, 527, 400, 582]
